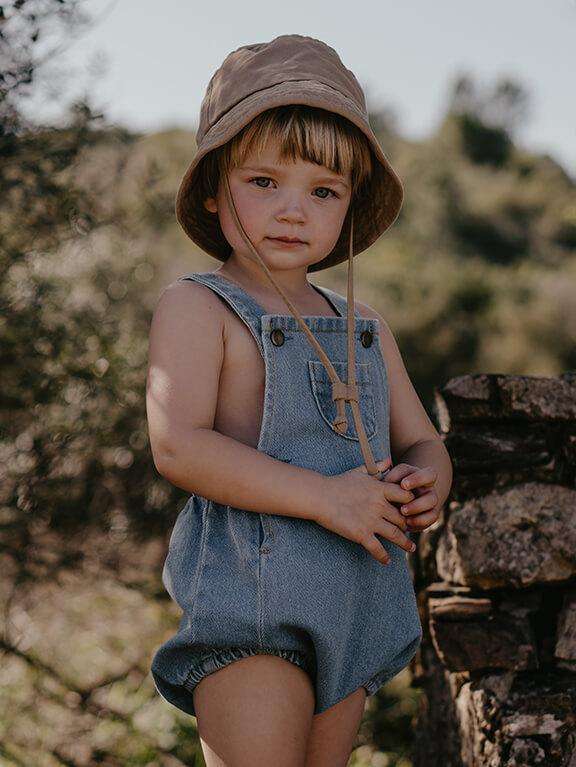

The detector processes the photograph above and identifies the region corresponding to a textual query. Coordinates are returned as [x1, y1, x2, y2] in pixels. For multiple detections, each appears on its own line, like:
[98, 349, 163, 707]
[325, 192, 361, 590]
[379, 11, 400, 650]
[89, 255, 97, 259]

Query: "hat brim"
[175, 79, 404, 271]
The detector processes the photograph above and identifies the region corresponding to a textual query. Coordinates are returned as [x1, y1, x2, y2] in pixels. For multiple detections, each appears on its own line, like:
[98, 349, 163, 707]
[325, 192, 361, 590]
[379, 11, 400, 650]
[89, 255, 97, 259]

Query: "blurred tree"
[0, 0, 180, 580]
[0, 3, 203, 765]
[447, 71, 530, 167]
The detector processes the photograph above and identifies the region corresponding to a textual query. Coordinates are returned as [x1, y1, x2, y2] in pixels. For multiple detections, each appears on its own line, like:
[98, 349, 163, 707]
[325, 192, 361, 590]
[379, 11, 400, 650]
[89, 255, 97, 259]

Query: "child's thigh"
[193, 653, 315, 767]
[304, 686, 367, 767]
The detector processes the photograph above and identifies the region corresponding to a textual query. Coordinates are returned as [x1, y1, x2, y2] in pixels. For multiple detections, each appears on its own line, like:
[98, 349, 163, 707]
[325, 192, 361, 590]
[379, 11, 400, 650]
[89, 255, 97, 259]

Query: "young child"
[147, 34, 452, 766]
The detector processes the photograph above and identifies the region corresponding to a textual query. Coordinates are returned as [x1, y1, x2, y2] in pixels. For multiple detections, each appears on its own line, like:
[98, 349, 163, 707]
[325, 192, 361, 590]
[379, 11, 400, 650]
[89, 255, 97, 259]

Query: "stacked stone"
[411, 372, 576, 767]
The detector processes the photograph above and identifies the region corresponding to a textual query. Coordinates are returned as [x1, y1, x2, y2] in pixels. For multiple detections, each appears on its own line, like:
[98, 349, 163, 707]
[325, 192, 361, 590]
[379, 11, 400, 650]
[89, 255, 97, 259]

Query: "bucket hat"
[176, 34, 405, 479]
[176, 33, 403, 270]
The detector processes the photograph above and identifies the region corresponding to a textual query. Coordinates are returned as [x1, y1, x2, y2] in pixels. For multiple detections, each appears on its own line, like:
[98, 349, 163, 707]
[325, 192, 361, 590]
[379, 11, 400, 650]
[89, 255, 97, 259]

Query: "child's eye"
[248, 177, 339, 200]
[249, 176, 274, 189]
[314, 187, 339, 199]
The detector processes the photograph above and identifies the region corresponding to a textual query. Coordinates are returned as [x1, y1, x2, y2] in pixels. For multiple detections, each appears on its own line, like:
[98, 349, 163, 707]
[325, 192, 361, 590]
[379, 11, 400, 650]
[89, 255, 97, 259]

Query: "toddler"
[147, 33, 452, 767]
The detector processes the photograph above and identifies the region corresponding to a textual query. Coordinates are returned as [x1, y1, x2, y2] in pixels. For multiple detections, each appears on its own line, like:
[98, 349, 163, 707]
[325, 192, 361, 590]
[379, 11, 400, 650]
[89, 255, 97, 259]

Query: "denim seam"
[259, 341, 276, 542]
[372, 335, 392, 454]
[187, 499, 211, 643]
[165, 497, 193, 553]
[262, 323, 379, 334]
[257, 543, 264, 648]
[257, 343, 273, 456]
[257, 343, 274, 647]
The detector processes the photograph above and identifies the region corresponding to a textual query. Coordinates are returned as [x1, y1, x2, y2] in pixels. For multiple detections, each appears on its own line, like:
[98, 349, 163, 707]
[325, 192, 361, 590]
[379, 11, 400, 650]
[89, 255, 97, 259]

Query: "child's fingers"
[400, 466, 437, 490]
[383, 482, 416, 507]
[400, 490, 438, 516]
[380, 462, 414, 484]
[404, 506, 441, 531]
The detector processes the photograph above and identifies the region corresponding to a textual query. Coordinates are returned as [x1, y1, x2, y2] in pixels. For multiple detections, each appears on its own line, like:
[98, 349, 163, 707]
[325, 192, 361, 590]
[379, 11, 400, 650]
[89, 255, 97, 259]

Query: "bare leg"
[193, 654, 316, 767]
[304, 686, 367, 767]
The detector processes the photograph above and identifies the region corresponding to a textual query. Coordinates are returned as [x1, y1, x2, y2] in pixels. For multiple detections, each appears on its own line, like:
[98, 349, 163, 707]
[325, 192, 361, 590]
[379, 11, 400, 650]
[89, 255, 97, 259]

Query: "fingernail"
[410, 542, 417, 552]
[402, 481, 411, 489]
[400, 506, 408, 514]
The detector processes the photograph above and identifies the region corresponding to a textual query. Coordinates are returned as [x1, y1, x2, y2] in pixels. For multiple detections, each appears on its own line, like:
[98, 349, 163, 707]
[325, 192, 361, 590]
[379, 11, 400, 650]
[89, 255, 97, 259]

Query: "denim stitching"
[257, 533, 264, 648]
[371, 330, 392, 454]
[260, 337, 276, 541]
[187, 500, 211, 643]
[262, 317, 379, 333]
[181, 644, 315, 694]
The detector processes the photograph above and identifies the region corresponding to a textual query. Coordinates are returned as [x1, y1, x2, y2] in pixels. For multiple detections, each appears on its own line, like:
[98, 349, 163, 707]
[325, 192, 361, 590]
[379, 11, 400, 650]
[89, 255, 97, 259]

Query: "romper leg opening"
[183, 644, 316, 693]
[152, 644, 316, 717]
[361, 633, 422, 698]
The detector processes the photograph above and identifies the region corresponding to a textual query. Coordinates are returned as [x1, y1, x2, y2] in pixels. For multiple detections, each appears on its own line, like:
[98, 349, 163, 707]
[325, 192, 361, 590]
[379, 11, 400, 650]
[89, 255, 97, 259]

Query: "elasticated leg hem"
[361, 633, 422, 697]
[182, 643, 315, 694]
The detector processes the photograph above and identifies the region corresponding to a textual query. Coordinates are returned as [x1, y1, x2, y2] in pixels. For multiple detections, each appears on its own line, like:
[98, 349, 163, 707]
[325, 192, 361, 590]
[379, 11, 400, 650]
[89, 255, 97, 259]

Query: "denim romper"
[150, 270, 423, 716]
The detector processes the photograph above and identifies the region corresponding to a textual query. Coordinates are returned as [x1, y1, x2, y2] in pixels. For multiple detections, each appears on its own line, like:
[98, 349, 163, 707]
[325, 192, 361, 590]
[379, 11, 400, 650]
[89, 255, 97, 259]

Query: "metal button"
[270, 328, 285, 347]
[360, 330, 373, 348]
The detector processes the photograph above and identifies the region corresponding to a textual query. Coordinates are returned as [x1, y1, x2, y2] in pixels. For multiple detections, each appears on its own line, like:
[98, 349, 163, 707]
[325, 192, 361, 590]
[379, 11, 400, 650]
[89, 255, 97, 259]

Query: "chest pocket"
[307, 359, 378, 442]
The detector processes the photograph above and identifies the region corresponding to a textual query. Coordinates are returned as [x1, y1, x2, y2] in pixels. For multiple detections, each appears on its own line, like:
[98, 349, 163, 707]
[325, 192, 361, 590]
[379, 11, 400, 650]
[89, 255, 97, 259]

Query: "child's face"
[204, 139, 352, 271]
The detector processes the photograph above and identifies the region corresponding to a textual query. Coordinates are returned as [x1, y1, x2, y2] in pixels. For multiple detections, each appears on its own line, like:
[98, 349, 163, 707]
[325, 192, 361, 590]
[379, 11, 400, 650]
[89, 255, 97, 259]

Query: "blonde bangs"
[216, 105, 373, 199]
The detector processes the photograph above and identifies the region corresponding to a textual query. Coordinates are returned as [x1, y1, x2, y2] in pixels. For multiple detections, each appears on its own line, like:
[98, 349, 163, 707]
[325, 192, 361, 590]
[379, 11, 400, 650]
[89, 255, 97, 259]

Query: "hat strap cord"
[223, 175, 383, 480]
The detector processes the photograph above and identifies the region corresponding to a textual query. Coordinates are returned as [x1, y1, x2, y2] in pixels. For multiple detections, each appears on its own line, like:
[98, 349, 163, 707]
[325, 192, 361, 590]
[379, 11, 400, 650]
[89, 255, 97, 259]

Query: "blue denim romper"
[150, 270, 423, 716]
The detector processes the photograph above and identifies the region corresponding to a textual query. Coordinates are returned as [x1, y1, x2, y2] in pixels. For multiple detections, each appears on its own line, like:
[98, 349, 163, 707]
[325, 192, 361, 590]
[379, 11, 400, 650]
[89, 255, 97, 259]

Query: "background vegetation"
[1, 1, 574, 765]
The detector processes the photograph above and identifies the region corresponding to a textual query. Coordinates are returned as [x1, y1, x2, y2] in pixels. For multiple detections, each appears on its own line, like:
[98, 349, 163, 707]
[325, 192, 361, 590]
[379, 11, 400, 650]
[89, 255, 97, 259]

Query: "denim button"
[360, 330, 373, 348]
[270, 328, 285, 346]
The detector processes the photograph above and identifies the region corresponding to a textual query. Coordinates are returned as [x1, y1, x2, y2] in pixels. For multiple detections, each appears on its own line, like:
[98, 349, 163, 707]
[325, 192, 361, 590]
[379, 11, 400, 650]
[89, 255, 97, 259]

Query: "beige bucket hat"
[176, 34, 404, 479]
[176, 33, 404, 271]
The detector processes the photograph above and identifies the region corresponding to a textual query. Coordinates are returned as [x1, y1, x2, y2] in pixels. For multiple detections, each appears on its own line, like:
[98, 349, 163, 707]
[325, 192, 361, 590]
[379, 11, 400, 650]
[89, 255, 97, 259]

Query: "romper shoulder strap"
[312, 283, 362, 319]
[177, 273, 362, 358]
[178, 271, 267, 357]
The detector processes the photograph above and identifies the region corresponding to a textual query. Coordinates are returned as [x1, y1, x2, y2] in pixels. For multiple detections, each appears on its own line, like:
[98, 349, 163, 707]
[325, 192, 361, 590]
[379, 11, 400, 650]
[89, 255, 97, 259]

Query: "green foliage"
[457, 113, 513, 167]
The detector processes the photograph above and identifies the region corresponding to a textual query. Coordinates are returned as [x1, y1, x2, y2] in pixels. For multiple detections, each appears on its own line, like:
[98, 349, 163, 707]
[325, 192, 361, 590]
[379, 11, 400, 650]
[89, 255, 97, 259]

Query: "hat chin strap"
[223, 174, 384, 480]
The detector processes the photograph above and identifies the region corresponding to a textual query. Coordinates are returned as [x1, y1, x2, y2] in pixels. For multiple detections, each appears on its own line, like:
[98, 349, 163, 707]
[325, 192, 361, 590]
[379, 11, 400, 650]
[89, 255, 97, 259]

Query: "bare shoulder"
[151, 277, 228, 332]
[146, 277, 227, 470]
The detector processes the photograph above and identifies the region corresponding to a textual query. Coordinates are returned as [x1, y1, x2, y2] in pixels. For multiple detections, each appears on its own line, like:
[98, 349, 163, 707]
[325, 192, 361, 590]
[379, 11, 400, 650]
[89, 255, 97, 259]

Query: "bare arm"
[146, 280, 330, 520]
[356, 300, 453, 511]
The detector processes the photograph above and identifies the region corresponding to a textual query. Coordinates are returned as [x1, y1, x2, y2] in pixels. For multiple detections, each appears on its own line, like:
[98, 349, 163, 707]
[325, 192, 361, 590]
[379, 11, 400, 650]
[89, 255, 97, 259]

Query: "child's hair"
[198, 104, 373, 217]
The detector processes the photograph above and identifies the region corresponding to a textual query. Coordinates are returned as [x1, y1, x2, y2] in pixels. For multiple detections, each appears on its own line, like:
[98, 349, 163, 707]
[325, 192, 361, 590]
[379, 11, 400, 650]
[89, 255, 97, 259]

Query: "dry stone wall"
[411, 372, 576, 767]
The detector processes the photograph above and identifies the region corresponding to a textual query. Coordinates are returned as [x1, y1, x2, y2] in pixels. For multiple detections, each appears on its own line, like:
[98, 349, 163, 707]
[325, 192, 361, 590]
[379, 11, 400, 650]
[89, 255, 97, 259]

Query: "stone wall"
[411, 372, 576, 767]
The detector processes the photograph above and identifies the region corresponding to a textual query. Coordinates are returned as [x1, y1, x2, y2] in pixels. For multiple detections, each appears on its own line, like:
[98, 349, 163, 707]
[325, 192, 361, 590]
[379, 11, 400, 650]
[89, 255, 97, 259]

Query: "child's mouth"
[267, 237, 307, 247]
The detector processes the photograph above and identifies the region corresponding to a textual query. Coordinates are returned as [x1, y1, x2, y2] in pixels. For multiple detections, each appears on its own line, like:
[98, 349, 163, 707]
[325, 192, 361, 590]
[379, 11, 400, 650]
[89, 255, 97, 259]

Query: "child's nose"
[275, 201, 306, 222]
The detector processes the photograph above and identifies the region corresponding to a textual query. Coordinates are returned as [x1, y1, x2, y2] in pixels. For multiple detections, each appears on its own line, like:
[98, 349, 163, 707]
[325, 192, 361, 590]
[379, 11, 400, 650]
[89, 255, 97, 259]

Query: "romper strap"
[311, 283, 361, 319]
[177, 271, 268, 358]
[178, 273, 360, 357]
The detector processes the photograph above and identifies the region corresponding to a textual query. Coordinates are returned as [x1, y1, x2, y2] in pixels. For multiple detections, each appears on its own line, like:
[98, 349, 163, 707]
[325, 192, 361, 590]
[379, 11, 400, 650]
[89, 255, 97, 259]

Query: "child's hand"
[315, 461, 418, 565]
[381, 462, 440, 532]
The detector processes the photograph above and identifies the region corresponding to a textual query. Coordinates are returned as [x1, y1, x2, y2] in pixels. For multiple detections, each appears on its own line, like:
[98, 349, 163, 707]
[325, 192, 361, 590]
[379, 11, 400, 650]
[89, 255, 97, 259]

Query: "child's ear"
[203, 197, 218, 214]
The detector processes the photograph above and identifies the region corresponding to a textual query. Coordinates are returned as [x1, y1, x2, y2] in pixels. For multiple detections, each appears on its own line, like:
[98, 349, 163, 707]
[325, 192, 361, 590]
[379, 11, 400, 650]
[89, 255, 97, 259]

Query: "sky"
[27, 0, 576, 176]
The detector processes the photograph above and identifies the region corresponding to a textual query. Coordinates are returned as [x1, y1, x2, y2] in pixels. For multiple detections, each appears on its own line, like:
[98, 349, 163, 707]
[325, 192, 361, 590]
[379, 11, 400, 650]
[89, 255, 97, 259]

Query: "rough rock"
[436, 482, 576, 588]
